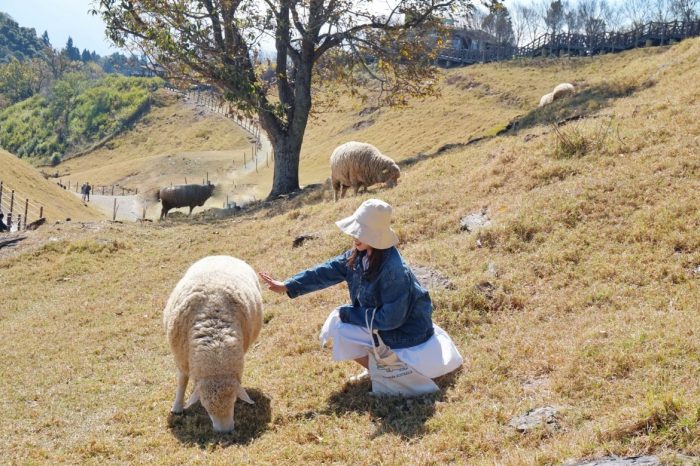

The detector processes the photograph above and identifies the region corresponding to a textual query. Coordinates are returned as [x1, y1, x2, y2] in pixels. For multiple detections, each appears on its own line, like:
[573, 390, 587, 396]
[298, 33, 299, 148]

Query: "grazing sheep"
[330, 141, 400, 201]
[163, 255, 263, 433]
[156, 183, 215, 220]
[539, 83, 576, 107]
[539, 92, 554, 107]
[552, 82, 575, 101]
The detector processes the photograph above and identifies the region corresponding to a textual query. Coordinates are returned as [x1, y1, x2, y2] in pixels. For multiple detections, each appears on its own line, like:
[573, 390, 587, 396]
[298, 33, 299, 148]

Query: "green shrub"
[0, 73, 162, 159]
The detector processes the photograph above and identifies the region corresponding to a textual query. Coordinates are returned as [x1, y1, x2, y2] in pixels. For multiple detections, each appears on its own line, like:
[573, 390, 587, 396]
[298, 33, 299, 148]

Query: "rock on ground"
[564, 456, 661, 466]
[508, 406, 559, 432]
[460, 211, 491, 232]
[410, 265, 456, 290]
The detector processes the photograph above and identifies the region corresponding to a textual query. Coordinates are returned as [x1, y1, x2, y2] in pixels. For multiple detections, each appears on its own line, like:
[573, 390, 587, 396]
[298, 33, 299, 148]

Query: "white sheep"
[552, 82, 575, 100]
[330, 141, 400, 202]
[163, 255, 263, 433]
[539, 83, 576, 107]
[539, 92, 554, 107]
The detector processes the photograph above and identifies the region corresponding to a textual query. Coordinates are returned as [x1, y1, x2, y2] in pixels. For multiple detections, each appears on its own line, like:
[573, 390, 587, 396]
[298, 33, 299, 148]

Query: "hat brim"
[335, 215, 398, 250]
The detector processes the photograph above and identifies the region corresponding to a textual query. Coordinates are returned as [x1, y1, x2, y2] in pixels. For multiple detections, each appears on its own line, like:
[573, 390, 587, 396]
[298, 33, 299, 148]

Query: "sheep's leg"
[353, 185, 360, 196]
[332, 179, 341, 202]
[188, 206, 194, 216]
[171, 369, 189, 414]
[340, 185, 348, 198]
[160, 206, 169, 220]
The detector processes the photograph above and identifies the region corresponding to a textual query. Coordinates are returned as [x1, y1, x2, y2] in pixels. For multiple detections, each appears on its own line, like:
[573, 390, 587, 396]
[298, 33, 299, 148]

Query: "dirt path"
[73, 193, 144, 221]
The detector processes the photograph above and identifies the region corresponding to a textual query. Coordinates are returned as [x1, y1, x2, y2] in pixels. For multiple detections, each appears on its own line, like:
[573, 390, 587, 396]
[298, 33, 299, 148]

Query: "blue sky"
[2, 0, 118, 56]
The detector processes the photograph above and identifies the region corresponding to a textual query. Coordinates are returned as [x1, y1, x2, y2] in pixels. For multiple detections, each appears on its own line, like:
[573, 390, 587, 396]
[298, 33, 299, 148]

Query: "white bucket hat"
[335, 199, 399, 250]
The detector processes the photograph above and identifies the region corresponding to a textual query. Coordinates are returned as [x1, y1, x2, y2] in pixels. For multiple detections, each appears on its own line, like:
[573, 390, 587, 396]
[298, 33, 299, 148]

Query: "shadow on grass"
[167, 388, 271, 447]
[508, 79, 655, 133]
[322, 367, 462, 439]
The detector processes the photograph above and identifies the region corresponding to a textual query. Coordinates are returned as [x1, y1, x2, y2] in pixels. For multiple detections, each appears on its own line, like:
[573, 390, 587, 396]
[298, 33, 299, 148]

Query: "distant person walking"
[86, 183, 92, 202]
[80, 183, 88, 202]
[0, 212, 8, 232]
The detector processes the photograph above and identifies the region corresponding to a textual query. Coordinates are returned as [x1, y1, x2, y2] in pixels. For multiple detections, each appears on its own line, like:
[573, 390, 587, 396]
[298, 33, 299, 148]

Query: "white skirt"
[319, 308, 464, 379]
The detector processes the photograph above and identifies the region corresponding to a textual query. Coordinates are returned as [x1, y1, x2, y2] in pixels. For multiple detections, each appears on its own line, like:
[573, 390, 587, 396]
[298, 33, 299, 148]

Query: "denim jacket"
[284, 247, 434, 349]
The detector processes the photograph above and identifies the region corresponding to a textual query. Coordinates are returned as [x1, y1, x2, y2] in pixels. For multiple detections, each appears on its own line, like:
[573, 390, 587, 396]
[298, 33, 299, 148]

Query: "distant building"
[437, 28, 513, 67]
[447, 29, 500, 52]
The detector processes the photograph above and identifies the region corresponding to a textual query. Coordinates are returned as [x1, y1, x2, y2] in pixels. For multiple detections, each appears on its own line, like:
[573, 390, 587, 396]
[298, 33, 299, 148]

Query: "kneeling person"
[259, 199, 462, 393]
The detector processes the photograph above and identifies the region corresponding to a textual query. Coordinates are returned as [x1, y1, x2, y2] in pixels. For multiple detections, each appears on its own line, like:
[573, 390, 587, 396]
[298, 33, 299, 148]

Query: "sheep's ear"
[237, 386, 254, 405]
[184, 385, 200, 409]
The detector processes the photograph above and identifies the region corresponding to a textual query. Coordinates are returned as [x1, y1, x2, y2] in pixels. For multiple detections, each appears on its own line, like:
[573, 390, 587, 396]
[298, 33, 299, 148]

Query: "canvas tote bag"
[365, 309, 439, 396]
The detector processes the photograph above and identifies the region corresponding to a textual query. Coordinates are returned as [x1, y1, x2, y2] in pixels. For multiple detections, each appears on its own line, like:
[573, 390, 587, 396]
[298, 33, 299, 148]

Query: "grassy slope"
[59, 89, 256, 209]
[1, 39, 700, 465]
[0, 149, 103, 222]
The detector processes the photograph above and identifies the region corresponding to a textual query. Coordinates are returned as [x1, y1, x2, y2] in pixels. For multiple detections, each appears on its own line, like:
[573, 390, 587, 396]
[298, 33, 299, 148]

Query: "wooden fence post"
[24, 198, 28, 229]
[113, 198, 117, 221]
[9, 190, 15, 215]
[39, 206, 43, 219]
[0, 181, 3, 206]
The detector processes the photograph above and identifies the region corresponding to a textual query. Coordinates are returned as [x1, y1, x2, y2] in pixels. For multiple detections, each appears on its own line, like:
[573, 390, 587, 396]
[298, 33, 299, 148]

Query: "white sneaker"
[348, 369, 369, 382]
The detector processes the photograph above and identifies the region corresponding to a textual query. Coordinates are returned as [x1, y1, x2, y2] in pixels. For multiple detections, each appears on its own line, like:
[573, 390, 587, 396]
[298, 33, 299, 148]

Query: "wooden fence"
[0, 181, 44, 232]
[163, 84, 268, 171]
[438, 19, 700, 67]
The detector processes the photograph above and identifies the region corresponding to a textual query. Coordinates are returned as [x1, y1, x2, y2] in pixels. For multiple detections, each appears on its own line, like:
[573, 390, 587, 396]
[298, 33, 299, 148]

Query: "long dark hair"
[347, 247, 386, 280]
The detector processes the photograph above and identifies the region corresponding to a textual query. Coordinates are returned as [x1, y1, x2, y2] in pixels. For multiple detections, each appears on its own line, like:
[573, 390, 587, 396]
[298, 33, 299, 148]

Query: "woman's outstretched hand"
[258, 271, 288, 294]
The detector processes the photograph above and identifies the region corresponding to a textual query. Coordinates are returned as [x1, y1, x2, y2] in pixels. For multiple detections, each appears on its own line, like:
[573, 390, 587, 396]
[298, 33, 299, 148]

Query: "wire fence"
[54, 179, 138, 197]
[0, 180, 45, 232]
[163, 84, 269, 170]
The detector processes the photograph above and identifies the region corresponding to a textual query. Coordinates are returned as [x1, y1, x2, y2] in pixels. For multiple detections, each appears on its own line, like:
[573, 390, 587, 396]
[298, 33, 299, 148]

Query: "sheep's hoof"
[170, 409, 184, 415]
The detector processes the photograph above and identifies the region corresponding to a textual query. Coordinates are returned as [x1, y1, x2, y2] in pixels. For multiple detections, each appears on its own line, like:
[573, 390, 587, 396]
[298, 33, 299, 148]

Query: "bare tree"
[543, 0, 567, 35]
[514, 3, 543, 44]
[670, 0, 700, 21]
[462, 5, 486, 29]
[577, 0, 613, 35]
[482, 1, 516, 44]
[511, 2, 538, 45]
[652, 0, 675, 21]
[565, 7, 581, 33]
[621, 0, 653, 28]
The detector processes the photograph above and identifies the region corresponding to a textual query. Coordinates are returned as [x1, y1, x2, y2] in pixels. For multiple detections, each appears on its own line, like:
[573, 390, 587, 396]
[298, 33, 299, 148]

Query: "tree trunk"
[268, 138, 302, 198]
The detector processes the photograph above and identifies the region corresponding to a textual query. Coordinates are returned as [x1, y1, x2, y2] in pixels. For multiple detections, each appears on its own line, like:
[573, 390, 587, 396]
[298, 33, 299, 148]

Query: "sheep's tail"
[155, 189, 161, 202]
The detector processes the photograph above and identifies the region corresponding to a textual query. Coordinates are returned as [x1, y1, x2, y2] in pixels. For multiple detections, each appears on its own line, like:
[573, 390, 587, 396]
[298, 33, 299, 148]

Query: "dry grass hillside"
[1, 38, 699, 465]
[0, 149, 103, 222]
[59, 89, 259, 211]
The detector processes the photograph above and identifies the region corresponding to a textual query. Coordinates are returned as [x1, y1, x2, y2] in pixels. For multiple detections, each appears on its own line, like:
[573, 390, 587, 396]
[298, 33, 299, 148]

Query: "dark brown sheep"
[156, 183, 216, 220]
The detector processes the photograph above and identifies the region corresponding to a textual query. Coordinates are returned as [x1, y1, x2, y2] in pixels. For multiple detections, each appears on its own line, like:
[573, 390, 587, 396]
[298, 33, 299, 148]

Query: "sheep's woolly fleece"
[163, 255, 263, 433]
[330, 141, 400, 200]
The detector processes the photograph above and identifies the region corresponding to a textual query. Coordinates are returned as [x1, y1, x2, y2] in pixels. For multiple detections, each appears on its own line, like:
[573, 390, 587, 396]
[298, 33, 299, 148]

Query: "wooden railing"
[438, 19, 700, 67]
